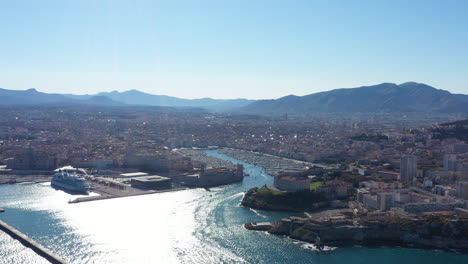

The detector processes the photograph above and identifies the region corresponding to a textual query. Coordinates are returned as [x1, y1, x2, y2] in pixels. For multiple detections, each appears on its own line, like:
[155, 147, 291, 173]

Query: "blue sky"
[1, 0, 467, 99]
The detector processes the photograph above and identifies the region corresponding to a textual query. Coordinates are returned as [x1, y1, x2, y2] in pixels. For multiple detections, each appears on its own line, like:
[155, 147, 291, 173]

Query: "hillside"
[67, 89, 254, 111]
[2, 82, 467, 113]
[0, 88, 251, 110]
[0, 88, 119, 106]
[240, 82, 468, 115]
[432, 118, 468, 141]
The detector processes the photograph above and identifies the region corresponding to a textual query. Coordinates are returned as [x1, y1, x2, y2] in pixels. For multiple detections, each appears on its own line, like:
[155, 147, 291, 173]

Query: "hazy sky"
[1, 0, 467, 99]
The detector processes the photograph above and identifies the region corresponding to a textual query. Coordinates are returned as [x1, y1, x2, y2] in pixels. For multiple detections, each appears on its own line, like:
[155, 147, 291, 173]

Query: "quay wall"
[69, 187, 189, 203]
[0, 220, 68, 264]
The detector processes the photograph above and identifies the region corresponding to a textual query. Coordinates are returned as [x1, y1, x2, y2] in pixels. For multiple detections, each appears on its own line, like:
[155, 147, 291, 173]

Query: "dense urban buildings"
[400, 155, 417, 184]
[1, 105, 467, 223]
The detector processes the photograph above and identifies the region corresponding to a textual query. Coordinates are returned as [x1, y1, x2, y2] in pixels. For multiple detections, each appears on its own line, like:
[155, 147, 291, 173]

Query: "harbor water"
[0, 150, 467, 263]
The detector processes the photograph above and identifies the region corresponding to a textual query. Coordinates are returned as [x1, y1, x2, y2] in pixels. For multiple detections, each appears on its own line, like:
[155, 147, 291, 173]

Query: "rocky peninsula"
[246, 213, 468, 252]
[241, 187, 348, 212]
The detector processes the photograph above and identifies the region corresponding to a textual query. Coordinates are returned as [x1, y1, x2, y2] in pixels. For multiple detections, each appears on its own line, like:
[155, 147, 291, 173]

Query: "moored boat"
[52, 166, 90, 194]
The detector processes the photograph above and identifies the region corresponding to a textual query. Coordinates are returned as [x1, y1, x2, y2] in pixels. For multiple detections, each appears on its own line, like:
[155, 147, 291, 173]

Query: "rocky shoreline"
[246, 214, 468, 252]
[241, 187, 349, 212]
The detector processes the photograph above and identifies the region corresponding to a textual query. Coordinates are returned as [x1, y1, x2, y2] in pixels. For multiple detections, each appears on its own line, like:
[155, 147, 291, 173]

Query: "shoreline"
[245, 213, 468, 254]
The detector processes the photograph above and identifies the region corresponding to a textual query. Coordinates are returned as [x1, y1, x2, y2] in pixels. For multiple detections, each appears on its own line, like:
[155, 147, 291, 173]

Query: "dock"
[0, 220, 68, 264]
[244, 222, 273, 231]
[69, 187, 189, 203]
[0, 175, 51, 184]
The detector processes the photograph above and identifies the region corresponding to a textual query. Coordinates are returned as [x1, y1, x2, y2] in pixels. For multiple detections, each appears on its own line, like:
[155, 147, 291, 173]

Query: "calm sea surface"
[0, 150, 467, 263]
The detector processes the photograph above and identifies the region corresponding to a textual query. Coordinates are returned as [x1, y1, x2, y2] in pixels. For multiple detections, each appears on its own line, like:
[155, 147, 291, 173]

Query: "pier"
[0, 175, 51, 184]
[69, 187, 189, 203]
[0, 220, 68, 264]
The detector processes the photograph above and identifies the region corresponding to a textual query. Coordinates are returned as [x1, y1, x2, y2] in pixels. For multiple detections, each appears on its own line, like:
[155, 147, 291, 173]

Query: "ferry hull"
[51, 181, 89, 194]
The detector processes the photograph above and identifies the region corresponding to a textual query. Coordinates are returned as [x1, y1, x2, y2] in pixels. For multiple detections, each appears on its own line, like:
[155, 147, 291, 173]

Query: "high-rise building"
[377, 192, 394, 211]
[443, 154, 457, 172]
[456, 181, 468, 200]
[400, 155, 417, 184]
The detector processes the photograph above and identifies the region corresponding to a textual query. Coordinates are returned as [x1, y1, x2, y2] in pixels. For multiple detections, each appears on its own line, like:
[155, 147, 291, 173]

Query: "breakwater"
[0, 220, 68, 264]
[69, 187, 189, 203]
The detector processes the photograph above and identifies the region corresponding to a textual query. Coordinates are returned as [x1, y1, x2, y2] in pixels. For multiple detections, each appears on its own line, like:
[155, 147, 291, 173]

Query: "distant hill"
[0, 88, 118, 106]
[2, 82, 467, 113]
[433, 118, 468, 141]
[0, 88, 252, 110]
[83, 95, 122, 106]
[63, 89, 253, 111]
[240, 82, 468, 115]
[439, 118, 468, 127]
[92, 90, 253, 111]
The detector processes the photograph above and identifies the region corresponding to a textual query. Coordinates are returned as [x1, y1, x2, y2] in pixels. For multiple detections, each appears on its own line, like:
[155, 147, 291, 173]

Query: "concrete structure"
[356, 188, 370, 203]
[74, 160, 114, 169]
[186, 164, 244, 187]
[273, 175, 310, 191]
[443, 154, 457, 172]
[378, 171, 399, 180]
[377, 192, 394, 211]
[115, 172, 149, 180]
[317, 180, 353, 199]
[403, 202, 465, 213]
[362, 194, 378, 210]
[400, 155, 417, 184]
[6, 149, 57, 170]
[181, 164, 244, 187]
[94, 177, 129, 190]
[456, 181, 468, 200]
[130, 175, 172, 190]
[123, 153, 171, 172]
[0, 220, 68, 264]
[434, 185, 454, 196]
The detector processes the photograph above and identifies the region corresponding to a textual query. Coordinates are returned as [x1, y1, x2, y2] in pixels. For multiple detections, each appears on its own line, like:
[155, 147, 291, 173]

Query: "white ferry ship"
[52, 166, 90, 193]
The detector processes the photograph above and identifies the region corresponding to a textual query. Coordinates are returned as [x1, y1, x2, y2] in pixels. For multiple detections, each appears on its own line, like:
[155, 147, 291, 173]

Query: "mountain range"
[1, 82, 467, 114]
[63, 90, 253, 111]
[240, 82, 468, 114]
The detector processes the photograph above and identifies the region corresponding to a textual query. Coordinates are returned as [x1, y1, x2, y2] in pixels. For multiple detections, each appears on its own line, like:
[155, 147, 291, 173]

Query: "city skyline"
[1, 0, 468, 99]
[1, 1, 468, 263]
